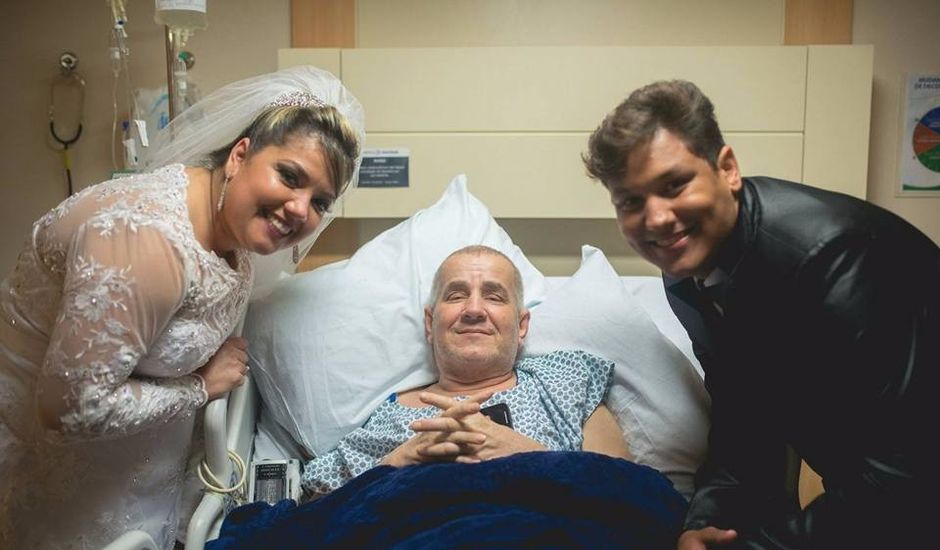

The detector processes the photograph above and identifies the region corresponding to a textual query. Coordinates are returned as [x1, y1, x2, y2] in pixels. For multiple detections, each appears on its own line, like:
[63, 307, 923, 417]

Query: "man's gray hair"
[427, 245, 524, 309]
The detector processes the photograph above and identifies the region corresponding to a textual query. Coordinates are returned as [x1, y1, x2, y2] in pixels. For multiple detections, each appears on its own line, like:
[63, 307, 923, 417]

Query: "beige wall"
[3, 1, 937, 277]
[854, 0, 940, 241]
[353, 0, 788, 275]
[0, 0, 289, 276]
[357, 0, 785, 47]
[350, 0, 938, 275]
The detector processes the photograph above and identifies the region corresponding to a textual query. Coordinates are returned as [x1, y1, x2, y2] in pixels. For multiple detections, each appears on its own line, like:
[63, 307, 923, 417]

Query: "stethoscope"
[49, 51, 85, 197]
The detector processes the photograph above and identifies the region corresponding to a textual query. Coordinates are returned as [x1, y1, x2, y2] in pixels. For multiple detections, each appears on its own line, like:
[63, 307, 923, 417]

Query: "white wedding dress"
[0, 164, 252, 549]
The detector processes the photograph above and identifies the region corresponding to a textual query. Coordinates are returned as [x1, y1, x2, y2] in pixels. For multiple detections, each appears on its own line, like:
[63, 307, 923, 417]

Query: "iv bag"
[154, 0, 207, 35]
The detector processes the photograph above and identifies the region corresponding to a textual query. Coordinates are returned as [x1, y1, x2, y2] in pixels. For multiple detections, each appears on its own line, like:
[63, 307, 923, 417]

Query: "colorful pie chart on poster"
[900, 74, 940, 192]
[913, 106, 940, 173]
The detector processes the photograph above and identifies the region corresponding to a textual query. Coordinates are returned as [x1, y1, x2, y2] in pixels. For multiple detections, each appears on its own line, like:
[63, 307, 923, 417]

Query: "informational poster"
[899, 74, 940, 195]
[359, 148, 410, 188]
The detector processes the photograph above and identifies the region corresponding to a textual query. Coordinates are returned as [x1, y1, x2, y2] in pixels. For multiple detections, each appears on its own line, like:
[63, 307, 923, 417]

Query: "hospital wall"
[854, 0, 940, 245]
[1, 1, 938, 278]
[0, 0, 290, 277]
[304, 0, 940, 275]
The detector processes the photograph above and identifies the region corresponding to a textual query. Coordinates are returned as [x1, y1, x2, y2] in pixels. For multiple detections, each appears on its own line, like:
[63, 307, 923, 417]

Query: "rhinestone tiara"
[267, 90, 325, 109]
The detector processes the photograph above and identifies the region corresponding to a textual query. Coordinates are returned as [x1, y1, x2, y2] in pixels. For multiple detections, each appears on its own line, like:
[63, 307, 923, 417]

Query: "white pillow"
[523, 245, 710, 499]
[244, 175, 547, 457]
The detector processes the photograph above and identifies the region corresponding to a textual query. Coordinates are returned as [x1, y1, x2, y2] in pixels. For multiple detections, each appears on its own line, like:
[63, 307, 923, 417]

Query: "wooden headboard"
[279, 45, 872, 219]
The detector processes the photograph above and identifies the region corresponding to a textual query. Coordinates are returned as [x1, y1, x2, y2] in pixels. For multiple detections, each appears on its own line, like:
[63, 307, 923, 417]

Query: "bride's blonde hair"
[206, 103, 360, 195]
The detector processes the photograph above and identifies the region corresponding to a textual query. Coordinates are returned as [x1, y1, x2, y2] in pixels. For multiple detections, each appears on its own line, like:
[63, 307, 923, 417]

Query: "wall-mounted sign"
[899, 74, 940, 195]
[359, 148, 410, 188]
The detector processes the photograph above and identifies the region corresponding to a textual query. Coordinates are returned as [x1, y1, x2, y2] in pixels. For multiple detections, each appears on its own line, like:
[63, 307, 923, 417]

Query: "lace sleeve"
[37, 220, 207, 443]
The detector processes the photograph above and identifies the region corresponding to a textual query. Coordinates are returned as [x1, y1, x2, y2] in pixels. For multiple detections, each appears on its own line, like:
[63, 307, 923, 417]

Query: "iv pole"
[158, 12, 239, 538]
[159, 1, 205, 123]
[164, 26, 179, 120]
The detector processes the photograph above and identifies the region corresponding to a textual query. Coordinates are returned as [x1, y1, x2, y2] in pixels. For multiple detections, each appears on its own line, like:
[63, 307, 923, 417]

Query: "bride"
[0, 65, 363, 549]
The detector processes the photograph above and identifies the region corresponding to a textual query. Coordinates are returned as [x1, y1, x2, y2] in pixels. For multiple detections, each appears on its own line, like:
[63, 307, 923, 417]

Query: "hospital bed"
[187, 290, 702, 547]
[171, 176, 712, 548]
[107, 43, 872, 548]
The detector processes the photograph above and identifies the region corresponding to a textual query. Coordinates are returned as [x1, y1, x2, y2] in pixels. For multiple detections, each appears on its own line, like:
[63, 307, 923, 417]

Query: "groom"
[583, 79, 939, 549]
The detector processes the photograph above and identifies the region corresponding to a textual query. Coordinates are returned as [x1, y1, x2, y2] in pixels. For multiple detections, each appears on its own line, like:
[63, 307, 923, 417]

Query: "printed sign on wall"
[359, 149, 410, 188]
[899, 74, 940, 195]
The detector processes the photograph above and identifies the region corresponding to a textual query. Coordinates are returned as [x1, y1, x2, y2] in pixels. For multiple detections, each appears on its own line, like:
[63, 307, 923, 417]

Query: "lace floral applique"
[67, 256, 133, 322]
[0, 164, 248, 548]
[43, 221, 209, 440]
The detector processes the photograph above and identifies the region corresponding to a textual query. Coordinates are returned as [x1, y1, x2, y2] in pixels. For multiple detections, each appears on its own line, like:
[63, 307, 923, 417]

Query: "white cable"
[198, 449, 248, 504]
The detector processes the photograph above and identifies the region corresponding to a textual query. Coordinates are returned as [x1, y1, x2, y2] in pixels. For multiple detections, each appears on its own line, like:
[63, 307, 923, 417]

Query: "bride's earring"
[292, 245, 300, 264]
[217, 174, 231, 213]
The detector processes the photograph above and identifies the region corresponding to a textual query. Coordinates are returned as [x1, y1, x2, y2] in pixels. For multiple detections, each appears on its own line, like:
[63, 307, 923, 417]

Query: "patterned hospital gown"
[0, 164, 252, 549]
[302, 350, 613, 497]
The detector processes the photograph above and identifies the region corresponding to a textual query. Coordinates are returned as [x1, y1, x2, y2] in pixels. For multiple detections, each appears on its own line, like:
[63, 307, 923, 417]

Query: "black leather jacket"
[665, 177, 939, 549]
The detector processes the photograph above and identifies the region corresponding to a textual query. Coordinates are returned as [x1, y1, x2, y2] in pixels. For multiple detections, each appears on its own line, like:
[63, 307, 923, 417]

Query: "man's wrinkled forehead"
[438, 252, 514, 287]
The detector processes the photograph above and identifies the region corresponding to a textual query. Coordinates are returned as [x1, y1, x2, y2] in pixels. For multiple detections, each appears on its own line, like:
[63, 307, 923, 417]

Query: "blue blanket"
[208, 451, 686, 549]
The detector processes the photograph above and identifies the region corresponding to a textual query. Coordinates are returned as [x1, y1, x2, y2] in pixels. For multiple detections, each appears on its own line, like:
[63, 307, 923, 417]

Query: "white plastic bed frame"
[100, 379, 258, 550]
[185, 378, 259, 549]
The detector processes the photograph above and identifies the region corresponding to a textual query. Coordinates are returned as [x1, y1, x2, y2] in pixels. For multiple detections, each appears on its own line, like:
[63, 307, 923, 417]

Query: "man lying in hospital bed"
[188, 176, 712, 547]
[303, 244, 632, 497]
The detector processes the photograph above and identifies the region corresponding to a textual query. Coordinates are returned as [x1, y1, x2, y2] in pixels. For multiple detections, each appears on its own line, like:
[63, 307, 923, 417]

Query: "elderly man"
[583, 80, 938, 549]
[301, 245, 629, 498]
